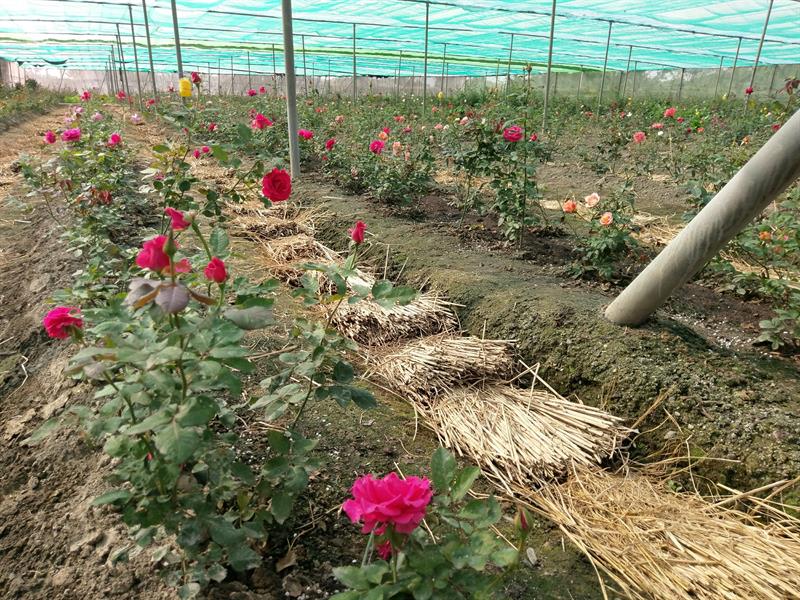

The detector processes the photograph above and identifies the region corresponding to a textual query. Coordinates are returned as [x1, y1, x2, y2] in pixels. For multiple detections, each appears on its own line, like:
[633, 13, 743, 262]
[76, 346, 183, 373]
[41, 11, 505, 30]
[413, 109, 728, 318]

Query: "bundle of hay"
[429, 385, 629, 490]
[330, 292, 457, 346]
[256, 234, 335, 264]
[529, 466, 800, 600]
[368, 335, 514, 403]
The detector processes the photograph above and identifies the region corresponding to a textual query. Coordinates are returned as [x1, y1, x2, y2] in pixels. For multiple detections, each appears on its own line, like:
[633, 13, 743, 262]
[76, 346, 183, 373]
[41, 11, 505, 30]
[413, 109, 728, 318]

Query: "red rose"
[135, 235, 171, 272]
[349, 220, 367, 244]
[325, 138, 336, 151]
[261, 168, 292, 202]
[42, 306, 83, 339]
[191, 71, 202, 84]
[503, 125, 523, 142]
[204, 257, 227, 283]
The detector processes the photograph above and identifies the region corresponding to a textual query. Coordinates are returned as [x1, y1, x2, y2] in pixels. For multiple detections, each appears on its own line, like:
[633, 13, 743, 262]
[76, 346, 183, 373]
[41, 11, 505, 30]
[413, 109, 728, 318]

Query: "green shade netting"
[0, 0, 798, 77]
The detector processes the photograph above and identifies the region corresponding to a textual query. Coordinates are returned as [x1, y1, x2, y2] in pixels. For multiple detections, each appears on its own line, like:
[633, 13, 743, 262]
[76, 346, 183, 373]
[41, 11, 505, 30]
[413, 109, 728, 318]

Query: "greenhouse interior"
[0, 0, 799, 598]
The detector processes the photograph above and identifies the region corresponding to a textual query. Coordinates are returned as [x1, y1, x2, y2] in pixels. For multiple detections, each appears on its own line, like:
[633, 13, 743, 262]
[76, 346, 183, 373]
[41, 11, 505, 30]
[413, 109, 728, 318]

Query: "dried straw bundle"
[527, 466, 800, 600]
[368, 335, 514, 403]
[429, 385, 629, 491]
[256, 234, 334, 264]
[230, 213, 313, 240]
[330, 292, 457, 346]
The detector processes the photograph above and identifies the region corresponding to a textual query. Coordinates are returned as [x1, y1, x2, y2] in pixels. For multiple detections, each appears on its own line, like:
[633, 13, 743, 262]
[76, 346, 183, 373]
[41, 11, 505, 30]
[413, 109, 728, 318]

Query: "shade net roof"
[0, 0, 798, 78]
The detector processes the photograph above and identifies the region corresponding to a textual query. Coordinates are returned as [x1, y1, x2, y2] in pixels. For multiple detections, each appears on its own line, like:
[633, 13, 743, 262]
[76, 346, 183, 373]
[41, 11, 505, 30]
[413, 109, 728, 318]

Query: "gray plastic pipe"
[605, 107, 800, 326]
[281, 0, 301, 178]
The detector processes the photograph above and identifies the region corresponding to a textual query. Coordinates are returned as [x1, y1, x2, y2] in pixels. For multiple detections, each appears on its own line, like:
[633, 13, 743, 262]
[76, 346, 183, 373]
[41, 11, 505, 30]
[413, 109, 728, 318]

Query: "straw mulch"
[527, 466, 800, 600]
[429, 385, 630, 491]
[367, 335, 515, 403]
[254, 233, 336, 264]
[330, 292, 458, 346]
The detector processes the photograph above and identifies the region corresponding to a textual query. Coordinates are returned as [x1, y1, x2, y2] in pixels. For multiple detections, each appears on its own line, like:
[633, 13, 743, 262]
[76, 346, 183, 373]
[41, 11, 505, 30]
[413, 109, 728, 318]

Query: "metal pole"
[747, 0, 774, 98]
[444, 60, 449, 96]
[631, 61, 638, 100]
[110, 46, 117, 93]
[328, 58, 332, 96]
[410, 65, 415, 96]
[576, 70, 583, 99]
[542, 0, 557, 130]
[352, 24, 357, 101]
[506, 33, 515, 92]
[422, 1, 430, 110]
[169, 0, 184, 77]
[127, 5, 143, 106]
[247, 50, 252, 91]
[619, 45, 632, 98]
[397, 50, 403, 98]
[768, 64, 778, 96]
[272, 44, 278, 95]
[281, 0, 301, 177]
[494, 60, 499, 89]
[230, 56, 234, 95]
[597, 21, 613, 115]
[218, 58, 221, 95]
[301, 36, 307, 96]
[141, 0, 157, 97]
[606, 108, 800, 326]
[207, 61, 211, 96]
[677, 67, 685, 101]
[727, 37, 742, 97]
[713, 56, 724, 97]
[440, 42, 447, 95]
[115, 27, 131, 100]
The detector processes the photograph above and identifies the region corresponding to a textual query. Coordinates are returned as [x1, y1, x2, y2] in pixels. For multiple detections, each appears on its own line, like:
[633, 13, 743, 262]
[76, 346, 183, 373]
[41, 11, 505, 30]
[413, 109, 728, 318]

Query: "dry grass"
[366, 334, 515, 403]
[329, 291, 458, 346]
[526, 466, 800, 600]
[429, 385, 630, 491]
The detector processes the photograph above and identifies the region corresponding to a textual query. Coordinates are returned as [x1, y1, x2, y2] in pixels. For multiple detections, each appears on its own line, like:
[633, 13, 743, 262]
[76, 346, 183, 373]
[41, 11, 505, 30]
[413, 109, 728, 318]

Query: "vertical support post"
[207, 61, 211, 96]
[494, 60, 499, 89]
[576, 69, 583, 99]
[440, 42, 447, 95]
[619, 44, 632, 97]
[170, 0, 184, 77]
[281, 0, 301, 177]
[301, 35, 308, 96]
[422, 1, 430, 111]
[115, 27, 131, 99]
[542, 0, 557, 131]
[352, 24, 357, 102]
[727, 36, 742, 97]
[397, 50, 403, 98]
[272, 44, 278, 95]
[110, 46, 118, 93]
[768, 64, 778, 96]
[411, 65, 415, 96]
[218, 58, 221, 95]
[746, 0, 774, 99]
[677, 67, 685, 101]
[597, 20, 613, 115]
[141, 0, 157, 97]
[713, 56, 724, 97]
[631, 61, 638, 100]
[247, 50, 252, 91]
[605, 108, 800, 326]
[128, 5, 143, 106]
[505, 32, 515, 93]
[230, 56, 234, 95]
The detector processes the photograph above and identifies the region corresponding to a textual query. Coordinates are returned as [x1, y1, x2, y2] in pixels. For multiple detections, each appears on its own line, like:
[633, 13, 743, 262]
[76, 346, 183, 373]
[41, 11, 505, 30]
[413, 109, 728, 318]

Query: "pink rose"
[107, 132, 121, 147]
[61, 128, 81, 142]
[43, 130, 56, 144]
[43, 306, 83, 339]
[91, 111, 103, 122]
[651, 122, 664, 130]
[116, 90, 126, 100]
[599, 212, 614, 226]
[343, 473, 432, 535]
[251, 113, 273, 130]
[585, 192, 600, 207]
[392, 141, 402, 157]
[349, 220, 367, 244]
[745, 86, 753, 95]
[369, 139, 384, 154]
[135, 235, 171, 272]
[529, 132, 538, 142]
[261, 168, 292, 202]
[298, 129, 314, 140]
[632, 131, 646, 143]
[394, 115, 405, 123]
[204, 257, 227, 283]
[259, 86, 266, 94]
[164, 207, 190, 231]
[208, 122, 217, 131]
[247, 89, 257, 97]
[325, 138, 336, 151]
[663, 107, 676, 119]
[80, 91, 91, 102]
[193, 149, 201, 159]
[562, 200, 577, 213]
[503, 125, 523, 142]
[201, 145, 210, 154]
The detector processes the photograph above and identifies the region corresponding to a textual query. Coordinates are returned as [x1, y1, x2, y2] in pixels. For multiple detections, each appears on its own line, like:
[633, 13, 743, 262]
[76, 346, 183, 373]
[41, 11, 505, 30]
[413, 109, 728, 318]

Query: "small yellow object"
[437, 91, 444, 100]
[178, 78, 192, 97]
